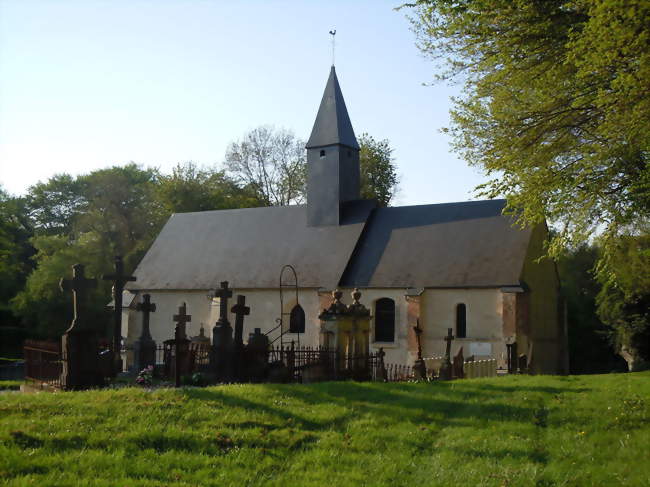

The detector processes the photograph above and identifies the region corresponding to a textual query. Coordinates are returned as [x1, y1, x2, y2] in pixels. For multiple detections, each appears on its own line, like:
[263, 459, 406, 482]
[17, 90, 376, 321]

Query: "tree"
[156, 162, 263, 214]
[25, 174, 84, 236]
[557, 243, 627, 373]
[358, 134, 399, 207]
[596, 232, 650, 371]
[405, 0, 650, 261]
[224, 126, 306, 206]
[224, 126, 400, 207]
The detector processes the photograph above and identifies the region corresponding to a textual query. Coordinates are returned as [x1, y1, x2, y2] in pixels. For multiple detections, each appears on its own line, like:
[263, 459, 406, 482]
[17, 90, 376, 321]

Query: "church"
[123, 66, 569, 375]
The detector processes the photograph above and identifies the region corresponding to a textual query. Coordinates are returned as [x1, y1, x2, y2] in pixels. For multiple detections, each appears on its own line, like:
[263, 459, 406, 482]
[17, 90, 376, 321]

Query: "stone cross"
[102, 256, 136, 373]
[173, 302, 192, 340]
[439, 327, 455, 381]
[231, 294, 250, 348]
[210, 281, 233, 324]
[136, 294, 156, 341]
[444, 327, 455, 361]
[60, 263, 97, 332]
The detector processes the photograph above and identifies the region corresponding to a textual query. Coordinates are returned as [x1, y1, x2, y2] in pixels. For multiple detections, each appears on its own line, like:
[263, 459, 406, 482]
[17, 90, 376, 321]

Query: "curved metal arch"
[278, 264, 301, 349]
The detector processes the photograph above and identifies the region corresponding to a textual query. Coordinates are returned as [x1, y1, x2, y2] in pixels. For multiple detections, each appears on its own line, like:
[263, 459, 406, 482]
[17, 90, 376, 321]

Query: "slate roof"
[128, 200, 375, 291]
[305, 66, 359, 150]
[340, 199, 531, 288]
[128, 199, 531, 291]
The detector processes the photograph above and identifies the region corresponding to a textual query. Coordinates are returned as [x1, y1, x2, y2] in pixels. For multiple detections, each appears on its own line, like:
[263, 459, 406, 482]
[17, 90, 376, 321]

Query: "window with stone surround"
[456, 303, 467, 338]
[374, 298, 395, 342]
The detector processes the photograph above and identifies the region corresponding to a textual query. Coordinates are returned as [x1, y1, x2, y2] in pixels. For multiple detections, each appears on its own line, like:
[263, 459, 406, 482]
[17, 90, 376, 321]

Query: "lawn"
[0, 373, 648, 486]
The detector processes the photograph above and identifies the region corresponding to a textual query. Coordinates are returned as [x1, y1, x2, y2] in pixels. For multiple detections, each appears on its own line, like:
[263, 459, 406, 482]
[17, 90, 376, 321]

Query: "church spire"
[306, 67, 361, 227]
[306, 66, 359, 150]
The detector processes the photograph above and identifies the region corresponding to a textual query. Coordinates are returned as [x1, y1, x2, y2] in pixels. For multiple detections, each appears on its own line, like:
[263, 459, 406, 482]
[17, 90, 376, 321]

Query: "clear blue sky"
[0, 0, 488, 206]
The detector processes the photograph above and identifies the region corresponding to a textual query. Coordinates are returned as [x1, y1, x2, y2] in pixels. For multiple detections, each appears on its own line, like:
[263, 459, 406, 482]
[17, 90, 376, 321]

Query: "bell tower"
[306, 66, 360, 226]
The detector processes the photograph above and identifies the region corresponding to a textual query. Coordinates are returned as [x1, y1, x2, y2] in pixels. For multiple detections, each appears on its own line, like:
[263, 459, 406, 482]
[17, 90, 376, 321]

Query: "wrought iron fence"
[23, 339, 62, 389]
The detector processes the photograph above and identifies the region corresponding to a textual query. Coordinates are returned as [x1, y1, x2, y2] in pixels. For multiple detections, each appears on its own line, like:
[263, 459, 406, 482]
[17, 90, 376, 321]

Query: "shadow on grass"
[184, 381, 538, 434]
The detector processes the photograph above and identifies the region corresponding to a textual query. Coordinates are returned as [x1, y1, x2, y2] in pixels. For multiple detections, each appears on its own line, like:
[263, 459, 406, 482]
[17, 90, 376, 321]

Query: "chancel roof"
[129, 199, 532, 291]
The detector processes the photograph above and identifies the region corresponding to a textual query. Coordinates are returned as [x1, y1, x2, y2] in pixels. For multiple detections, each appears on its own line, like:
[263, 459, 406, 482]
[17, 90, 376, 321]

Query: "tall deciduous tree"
[359, 133, 399, 207]
[406, 0, 650, 259]
[225, 126, 306, 206]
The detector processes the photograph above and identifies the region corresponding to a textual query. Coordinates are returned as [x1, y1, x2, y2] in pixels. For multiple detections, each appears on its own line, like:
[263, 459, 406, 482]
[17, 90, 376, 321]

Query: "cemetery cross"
[231, 294, 250, 348]
[60, 263, 97, 332]
[134, 293, 157, 372]
[102, 256, 136, 375]
[173, 302, 192, 340]
[439, 327, 455, 381]
[136, 294, 156, 342]
[213, 281, 233, 324]
[173, 302, 191, 387]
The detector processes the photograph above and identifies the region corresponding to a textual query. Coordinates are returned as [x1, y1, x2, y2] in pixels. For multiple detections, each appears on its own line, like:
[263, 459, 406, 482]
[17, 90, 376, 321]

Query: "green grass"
[1, 373, 649, 486]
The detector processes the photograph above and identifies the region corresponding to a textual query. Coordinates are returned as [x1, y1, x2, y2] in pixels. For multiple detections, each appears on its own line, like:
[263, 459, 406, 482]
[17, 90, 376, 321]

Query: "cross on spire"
[231, 294, 250, 347]
[136, 294, 156, 341]
[173, 302, 192, 340]
[60, 263, 97, 331]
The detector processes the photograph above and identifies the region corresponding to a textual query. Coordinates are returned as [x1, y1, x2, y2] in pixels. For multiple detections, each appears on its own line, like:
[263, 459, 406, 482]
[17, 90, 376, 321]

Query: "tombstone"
[376, 347, 388, 382]
[506, 341, 517, 374]
[102, 256, 136, 375]
[133, 294, 157, 374]
[318, 288, 371, 379]
[172, 302, 191, 387]
[452, 346, 464, 379]
[60, 264, 103, 390]
[438, 328, 454, 381]
[412, 320, 427, 380]
[210, 281, 234, 382]
[246, 328, 269, 382]
[230, 294, 250, 381]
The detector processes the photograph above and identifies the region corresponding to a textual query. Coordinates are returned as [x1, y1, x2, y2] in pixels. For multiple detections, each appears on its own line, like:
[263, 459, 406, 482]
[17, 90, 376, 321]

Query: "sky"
[0, 0, 488, 206]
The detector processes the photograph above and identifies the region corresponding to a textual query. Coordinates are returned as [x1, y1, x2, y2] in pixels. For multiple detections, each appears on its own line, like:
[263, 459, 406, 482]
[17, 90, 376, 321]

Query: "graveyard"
[0, 372, 649, 486]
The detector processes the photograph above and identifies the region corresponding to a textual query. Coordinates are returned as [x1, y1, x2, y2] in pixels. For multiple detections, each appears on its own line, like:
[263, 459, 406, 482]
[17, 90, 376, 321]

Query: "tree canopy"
[406, 0, 650, 259]
[359, 133, 399, 207]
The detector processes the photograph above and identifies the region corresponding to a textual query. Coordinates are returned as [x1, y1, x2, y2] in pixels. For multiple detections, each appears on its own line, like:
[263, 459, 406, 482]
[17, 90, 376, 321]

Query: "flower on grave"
[135, 365, 154, 387]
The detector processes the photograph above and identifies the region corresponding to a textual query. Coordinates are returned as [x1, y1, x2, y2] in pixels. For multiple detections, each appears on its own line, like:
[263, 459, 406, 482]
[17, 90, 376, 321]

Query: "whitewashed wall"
[421, 288, 506, 367]
[126, 287, 508, 368]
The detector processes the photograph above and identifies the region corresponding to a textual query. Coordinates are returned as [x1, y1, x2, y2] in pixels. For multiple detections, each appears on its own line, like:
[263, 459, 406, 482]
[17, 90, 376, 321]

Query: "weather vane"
[329, 29, 336, 66]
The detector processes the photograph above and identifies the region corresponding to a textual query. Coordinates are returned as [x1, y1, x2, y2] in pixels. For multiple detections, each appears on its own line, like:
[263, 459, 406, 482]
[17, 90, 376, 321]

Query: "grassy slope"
[0, 373, 649, 487]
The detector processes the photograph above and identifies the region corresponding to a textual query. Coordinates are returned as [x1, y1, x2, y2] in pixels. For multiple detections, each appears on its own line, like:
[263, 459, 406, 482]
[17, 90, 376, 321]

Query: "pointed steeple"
[306, 66, 359, 150]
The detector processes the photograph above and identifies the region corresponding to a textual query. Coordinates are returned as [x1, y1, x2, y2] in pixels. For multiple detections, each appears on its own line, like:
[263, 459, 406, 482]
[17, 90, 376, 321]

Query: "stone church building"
[124, 67, 569, 374]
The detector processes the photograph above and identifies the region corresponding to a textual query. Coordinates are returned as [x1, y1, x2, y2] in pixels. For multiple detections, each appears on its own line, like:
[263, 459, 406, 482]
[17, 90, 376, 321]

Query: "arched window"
[456, 303, 467, 338]
[374, 298, 395, 342]
[289, 304, 305, 333]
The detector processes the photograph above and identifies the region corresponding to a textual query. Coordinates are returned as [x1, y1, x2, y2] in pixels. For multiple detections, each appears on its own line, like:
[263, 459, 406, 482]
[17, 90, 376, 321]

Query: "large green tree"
[359, 133, 399, 207]
[406, 0, 650, 258]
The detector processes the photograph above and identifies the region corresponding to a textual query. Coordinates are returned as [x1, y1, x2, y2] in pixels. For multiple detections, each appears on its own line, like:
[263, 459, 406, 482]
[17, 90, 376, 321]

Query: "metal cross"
[60, 263, 97, 330]
[136, 294, 156, 341]
[231, 294, 250, 347]
[173, 302, 192, 340]
[102, 256, 136, 362]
